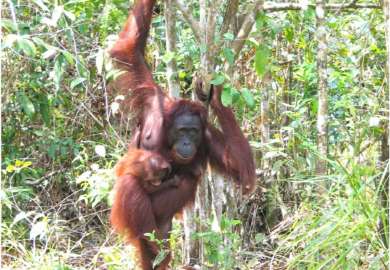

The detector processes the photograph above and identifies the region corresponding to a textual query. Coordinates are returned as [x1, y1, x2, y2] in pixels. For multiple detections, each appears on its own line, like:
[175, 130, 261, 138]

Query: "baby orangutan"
[115, 148, 179, 193]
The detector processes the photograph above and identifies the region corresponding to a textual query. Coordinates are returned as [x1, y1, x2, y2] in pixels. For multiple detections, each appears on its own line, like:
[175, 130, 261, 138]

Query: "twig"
[172, 0, 201, 42]
[81, 102, 104, 127]
[25, 169, 67, 185]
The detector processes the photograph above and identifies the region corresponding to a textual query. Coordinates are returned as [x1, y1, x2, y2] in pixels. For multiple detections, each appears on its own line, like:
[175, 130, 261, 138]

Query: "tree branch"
[214, 0, 240, 60]
[229, 0, 380, 57]
[232, 1, 264, 56]
[220, 0, 239, 37]
[172, 0, 201, 42]
[206, 0, 218, 60]
[263, 1, 381, 12]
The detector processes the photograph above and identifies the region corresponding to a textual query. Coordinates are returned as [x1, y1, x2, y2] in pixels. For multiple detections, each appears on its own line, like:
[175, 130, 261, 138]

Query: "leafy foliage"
[1, 0, 388, 269]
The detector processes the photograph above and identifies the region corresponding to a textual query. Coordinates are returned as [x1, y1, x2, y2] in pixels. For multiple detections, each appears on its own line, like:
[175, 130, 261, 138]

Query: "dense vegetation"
[2, 0, 388, 269]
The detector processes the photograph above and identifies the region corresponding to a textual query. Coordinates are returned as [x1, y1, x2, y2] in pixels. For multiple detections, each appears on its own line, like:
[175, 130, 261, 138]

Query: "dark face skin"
[169, 113, 202, 163]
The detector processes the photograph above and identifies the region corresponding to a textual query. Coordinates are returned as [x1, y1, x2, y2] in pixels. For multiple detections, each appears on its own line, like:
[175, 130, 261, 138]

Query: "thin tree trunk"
[209, 169, 224, 227]
[380, 0, 390, 248]
[196, 2, 211, 265]
[163, 2, 197, 264]
[164, 0, 180, 97]
[315, 0, 328, 183]
[385, 0, 390, 149]
[182, 207, 199, 265]
[261, 75, 271, 145]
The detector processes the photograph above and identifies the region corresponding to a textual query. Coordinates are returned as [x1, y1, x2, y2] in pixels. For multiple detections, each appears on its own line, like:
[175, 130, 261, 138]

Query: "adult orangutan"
[109, 0, 256, 269]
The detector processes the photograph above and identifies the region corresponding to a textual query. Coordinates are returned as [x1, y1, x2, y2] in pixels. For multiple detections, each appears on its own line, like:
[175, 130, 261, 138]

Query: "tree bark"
[164, 0, 181, 98]
[315, 0, 328, 183]
[231, 1, 264, 58]
[182, 207, 199, 265]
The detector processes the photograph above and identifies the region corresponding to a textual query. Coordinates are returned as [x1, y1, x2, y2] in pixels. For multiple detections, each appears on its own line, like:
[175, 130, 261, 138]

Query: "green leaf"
[38, 94, 51, 126]
[51, 6, 64, 26]
[231, 87, 240, 103]
[269, 21, 282, 37]
[70, 77, 86, 90]
[153, 250, 168, 269]
[17, 92, 35, 118]
[310, 99, 318, 114]
[223, 48, 235, 65]
[285, 27, 294, 43]
[303, 8, 315, 21]
[210, 74, 225, 85]
[223, 32, 235, 41]
[255, 233, 266, 244]
[48, 143, 58, 159]
[32, 0, 49, 11]
[254, 45, 269, 78]
[62, 51, 74, 65]
[144, 232, 156, 241]
[221, 86, 232, 106]
[0, 19, 17, 32]
[17, 37, 37, 57]
[255, 12, 267, 30]
[178, 71, 186, 80]
[3, 34, 18, 48]
[32, 37, 50, 49]
[77, 57, 89, 79]
[162, 51, 175, 63]
[106, 69, 126, 81]
[241, 88, 255, 108]
[247, 38, 259, 47]
[54, 55, 66, 91]
[64, 10, 76, 21]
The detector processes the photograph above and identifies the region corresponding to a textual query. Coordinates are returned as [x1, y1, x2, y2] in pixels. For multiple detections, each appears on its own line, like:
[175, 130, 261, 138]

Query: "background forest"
[1, 0, 389, 269]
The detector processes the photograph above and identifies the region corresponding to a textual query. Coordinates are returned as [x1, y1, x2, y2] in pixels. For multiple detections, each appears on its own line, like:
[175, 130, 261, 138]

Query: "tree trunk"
[380, 0, 390, 248]
[210, 171, 225, 226]
[164, 0, 180, 97]
[163, 2, 199, 264]
[171, 0, 271, 265]
[182, 207, 199, 265]
[315, 0, 328, 184]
